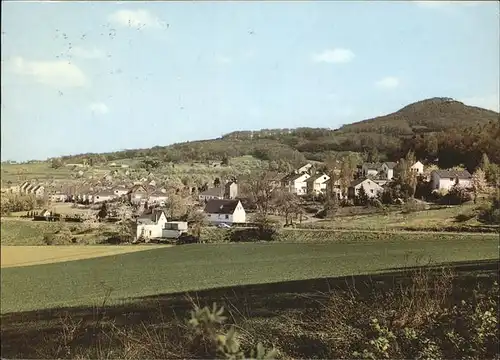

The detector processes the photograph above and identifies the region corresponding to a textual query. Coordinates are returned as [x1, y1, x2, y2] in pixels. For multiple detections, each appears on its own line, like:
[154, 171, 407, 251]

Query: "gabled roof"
[95, 190, 115, 196]
[282, 172, 310, 183]
[137, 210, 166, 225]
[305, 173, 329, 183]
[362, 162, 382, 170]
[433, 169, 472, 179]
[150, 190, 168, 197]
[349, 178, 382, 188]
[128, 184, 147, 194]
[200, 187, 223, 196]
[204, 199, 241, 214]
[383, 162, 398, 169]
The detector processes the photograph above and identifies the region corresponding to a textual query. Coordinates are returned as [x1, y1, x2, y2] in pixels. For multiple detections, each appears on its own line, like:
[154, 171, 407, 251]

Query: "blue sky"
[1, 1, 499, 161]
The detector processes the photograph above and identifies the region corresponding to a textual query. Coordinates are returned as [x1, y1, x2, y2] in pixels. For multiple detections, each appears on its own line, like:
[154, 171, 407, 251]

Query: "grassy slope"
[311, 203, 495, 231]
[2, 237, 499, 313]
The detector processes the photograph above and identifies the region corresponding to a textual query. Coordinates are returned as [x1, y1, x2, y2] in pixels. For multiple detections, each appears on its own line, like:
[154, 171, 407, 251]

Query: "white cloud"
[108, 9, 164, 29]
[460, 95, 499, 112]
[215, 55, 232, 64]
[89, 102, 109, 115]
[375, 76, 400, 89]
[312, 48, 355, 64]
[6, 56, 88, 88]
[70, 46, 105, 59]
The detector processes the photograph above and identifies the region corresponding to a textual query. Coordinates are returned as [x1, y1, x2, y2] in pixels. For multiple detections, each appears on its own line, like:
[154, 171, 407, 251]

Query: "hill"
[56, 97, 500, 171]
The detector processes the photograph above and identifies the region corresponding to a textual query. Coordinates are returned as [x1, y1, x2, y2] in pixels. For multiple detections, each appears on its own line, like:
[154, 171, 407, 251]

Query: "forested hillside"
[58, 97, 499, 171]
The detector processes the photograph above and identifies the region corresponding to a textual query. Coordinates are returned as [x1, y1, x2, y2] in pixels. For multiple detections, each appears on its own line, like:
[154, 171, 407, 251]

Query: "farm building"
[204, 199, 246, 224]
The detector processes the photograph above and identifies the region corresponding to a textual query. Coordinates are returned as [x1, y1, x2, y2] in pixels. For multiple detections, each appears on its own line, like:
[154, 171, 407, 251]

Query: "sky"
[1, 1, 499, 162]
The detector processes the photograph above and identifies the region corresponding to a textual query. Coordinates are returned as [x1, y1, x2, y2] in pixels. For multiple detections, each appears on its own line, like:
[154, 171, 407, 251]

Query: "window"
[225, 214, 229, 219]
[370, 189, 374, 194]
[450, 178, 454, 181]
[149, 231, 152, 236]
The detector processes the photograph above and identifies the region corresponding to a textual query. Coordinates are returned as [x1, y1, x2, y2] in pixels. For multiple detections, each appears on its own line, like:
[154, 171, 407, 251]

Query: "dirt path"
[0, 245, 168, 268]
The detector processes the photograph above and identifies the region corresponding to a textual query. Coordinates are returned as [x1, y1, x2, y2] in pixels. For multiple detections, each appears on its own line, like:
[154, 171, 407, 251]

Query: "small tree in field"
[471, 168, 487, 203]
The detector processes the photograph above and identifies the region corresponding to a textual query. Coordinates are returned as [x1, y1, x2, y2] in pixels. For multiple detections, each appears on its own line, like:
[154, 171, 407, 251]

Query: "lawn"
[1, 236, 498, 313]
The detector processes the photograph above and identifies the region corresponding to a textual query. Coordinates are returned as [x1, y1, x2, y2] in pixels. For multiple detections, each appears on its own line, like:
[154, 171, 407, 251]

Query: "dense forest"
[56, 97, 499, 171]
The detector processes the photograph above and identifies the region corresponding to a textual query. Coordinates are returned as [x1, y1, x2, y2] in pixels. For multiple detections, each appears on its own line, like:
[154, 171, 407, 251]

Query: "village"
[1, 157, 477, 244]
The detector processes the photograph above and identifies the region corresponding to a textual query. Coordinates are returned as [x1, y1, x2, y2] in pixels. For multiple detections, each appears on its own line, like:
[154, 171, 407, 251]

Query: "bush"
[402, 199, 428, 214]
[478, 193, 500, 225]
[441, 186, 473, 205]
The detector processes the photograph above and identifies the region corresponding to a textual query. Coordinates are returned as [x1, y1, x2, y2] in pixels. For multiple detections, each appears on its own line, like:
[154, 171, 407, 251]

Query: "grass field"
[0, 219, 117, 245]
[1, 236, 498, 313]
[310, 202, 496, 231]
[1, 245, 166, 268]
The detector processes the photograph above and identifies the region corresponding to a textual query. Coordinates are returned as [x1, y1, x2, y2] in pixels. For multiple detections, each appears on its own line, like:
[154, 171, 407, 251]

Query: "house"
[93, 190, 116, 203]
[135, 210, 188, 241]
[128, 184, 149, 204]
[305, 173, 330, 195]
[162, 221, 189, 239]
[297, 163, 313, 174]
[410, 161, 425, 175]
[325, 178, 344, 199]
[361, 163, 381, 178]
[113, 186, 129, 197]
[20, 181, 30, 193]
[203, 199, 246, 224]
[149, 191, 168, 206]
[430, 170, 472, 191]
[39, 209, 51, 217]
[199, 187, 224, 202]
[224, 181, 239, 199]
[348, 178, 383, 199]
[136, 210, 168, 240]
[31, 185, 45, 198]
[49, 192, 68, 202]
[379, 162, 398, 180]
[281, 172, 311, 195]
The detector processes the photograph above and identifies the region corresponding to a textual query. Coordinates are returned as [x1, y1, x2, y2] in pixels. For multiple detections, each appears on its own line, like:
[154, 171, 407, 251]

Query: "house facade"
[136, 210, 168, 240]
[113, 186, 129, 197]
[93, 191, 116, 203]
[361, 163, 381, 178]
[128, 185, 148, 204]
[411, 161, 425, 175]
[203, 199, 246, 224]
[379, 162, 397, 180]
[281, 172, 311, 195]
[430, 170, 472, 191]
[305, 173, 330, 195]
[224, 181, 239, 199]
[149, 191, 168, 206]
[348, 178, 383, 199]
